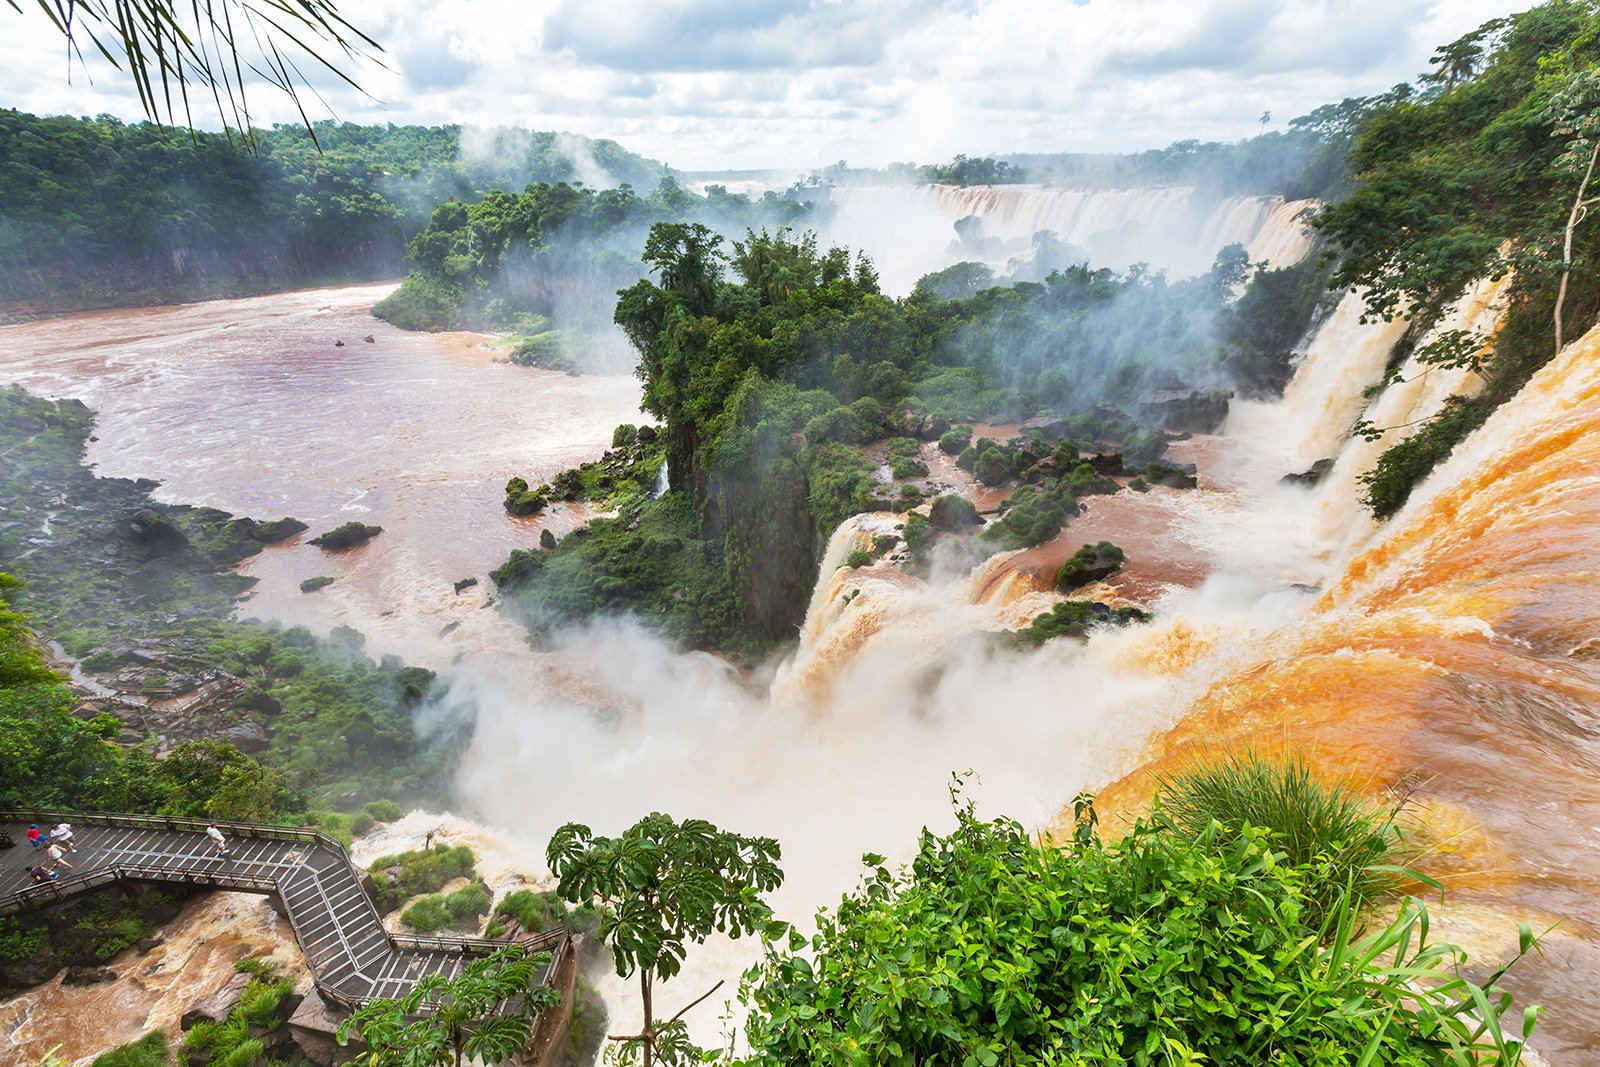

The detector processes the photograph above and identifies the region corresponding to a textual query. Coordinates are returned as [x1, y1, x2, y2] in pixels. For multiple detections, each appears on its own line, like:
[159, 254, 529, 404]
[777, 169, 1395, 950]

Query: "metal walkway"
[0, 811, 568, 1011]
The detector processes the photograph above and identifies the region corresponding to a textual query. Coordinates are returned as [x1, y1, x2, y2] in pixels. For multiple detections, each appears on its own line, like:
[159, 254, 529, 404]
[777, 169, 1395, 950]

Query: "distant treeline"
[372, 177, 813, 351]
[0, 112, 673, 311]
[803, 123, 1351, 199]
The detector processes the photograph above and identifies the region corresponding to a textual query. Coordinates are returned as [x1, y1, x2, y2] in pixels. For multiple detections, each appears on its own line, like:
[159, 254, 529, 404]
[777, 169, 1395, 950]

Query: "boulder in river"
[129, 508, 189, 556]
[62, 965, 117, 986]
[181, 969, 251, 1028]
[309, 522, 382, 550]
[1140, 389, 1232, 434]
[1056, 541, 1127, 591]
[1281, 457, 1335, 486]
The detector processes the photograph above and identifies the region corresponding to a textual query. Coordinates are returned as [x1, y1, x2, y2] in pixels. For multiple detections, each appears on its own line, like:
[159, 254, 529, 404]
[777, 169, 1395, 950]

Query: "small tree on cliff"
[1543, 66, 1600, 355]
[336, 943, 560, 1067]
[547, 813, 784, 1067]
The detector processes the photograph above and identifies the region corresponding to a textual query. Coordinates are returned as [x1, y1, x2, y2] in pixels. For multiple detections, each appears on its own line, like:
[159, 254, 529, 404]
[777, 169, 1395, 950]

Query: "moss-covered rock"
[308, 522, 382, 550]
[1005, 599, 1151, 648]
[298, 576, 335, 593]
[1056, 541, 1126, 591]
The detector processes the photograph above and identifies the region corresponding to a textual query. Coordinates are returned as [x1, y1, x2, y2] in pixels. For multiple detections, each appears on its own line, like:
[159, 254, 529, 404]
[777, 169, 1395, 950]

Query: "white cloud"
[1, 0, 1540, 169]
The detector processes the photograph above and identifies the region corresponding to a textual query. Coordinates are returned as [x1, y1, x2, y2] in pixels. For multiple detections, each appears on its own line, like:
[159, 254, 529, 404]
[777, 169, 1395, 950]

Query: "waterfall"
[1306, 273, 1512, 556]
[826, 184, 1317, 294]
[1092, 295, 1600, 1056]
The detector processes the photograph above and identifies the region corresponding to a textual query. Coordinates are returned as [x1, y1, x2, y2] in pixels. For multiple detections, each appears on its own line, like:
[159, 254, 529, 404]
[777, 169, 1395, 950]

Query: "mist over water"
[0, 284, 642, 668]
[0, 273, 1384, 1049]
[824, 184, 1316, 294]
[9, 237, 1585, 1053]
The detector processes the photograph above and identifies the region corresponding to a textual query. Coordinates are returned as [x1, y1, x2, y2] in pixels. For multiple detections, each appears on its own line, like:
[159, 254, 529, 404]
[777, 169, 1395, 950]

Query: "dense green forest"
[0, 113, 672, 310]
[1313, 0, 1600, 517]
[802, 126, 1350, 199]
[489, 224, 1323, 658]
[370, 177, 811, 368]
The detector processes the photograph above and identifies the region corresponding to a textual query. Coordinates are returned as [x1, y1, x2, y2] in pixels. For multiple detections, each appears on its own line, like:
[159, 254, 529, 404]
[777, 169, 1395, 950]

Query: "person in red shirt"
[25, 825, 44, 849]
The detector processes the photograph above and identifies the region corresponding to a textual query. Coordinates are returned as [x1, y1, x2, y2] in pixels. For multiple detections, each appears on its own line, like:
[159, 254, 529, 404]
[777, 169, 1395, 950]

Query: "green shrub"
[902, 513, 931, 556]
[369, 844, 477, 913]
[1056, 541, 1125, 590]
[972, 446, 1013, 486]
[740, 791, 1540, 1065]
[844, 550, 872, 569]
[938, 427, 972, 455]
[214, 1037, 264, 1067]
[315, 811, 354, 849]
[447, 882, 491, 920]
[885, 437, 921, 460]
[927, 494, 980, 531]
[91, 1030, 170, 1067]
[183, 1016, 247, 1056]
[348, 812, 376, 836]
[890, 456, 929, 479]
[1360, 396, 1489, 520]
[1157, 751, 1404, 916]
[804, 406, 871, 445]
[364, 799, 403, 822]
[495, 889, 563, 932]
[238, 978, 291, 1027]
[401, 896, 451, 933]
[0, 915, 47, 963]
[983, 483, 1078, 550]
[1009, 600, 1150, 648]
[308, 522, 382, 549]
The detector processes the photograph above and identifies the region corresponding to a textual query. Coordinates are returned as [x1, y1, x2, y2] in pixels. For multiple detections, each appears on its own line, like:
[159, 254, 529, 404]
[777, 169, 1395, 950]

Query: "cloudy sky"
[4, 0, 1535, 171]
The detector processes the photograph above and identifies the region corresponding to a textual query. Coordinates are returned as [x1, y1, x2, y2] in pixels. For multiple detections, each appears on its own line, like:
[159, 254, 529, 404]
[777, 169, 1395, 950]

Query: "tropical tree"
[335, 943, 561, 1067]
[1543, 66, 1600, 353]
[546, 813, 784, 1067]
[10, 0, 378, 145]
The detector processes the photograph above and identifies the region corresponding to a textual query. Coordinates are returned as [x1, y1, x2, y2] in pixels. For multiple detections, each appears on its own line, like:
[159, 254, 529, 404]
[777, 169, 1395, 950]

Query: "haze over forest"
[7, 1, 1600, 1065]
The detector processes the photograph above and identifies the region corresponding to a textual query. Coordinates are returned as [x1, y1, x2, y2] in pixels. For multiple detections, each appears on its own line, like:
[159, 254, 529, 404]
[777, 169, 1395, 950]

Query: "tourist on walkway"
[27, 864, 56, 883]
[50, 824, 77, 852]
[206, 825, 229, 857]
[46, 842, 72, 870]
[26, 825, 44, 849]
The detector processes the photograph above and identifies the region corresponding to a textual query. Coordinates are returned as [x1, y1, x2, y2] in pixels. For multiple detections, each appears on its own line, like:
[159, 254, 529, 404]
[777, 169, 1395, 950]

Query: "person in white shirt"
[46, 842, 73, 869]
[205, 825, 229, 856]
[49, 824, 76, 852]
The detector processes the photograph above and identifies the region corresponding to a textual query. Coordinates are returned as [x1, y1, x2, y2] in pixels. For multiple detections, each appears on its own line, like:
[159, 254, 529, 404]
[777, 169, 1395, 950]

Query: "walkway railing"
[0, 809, 572, 1012]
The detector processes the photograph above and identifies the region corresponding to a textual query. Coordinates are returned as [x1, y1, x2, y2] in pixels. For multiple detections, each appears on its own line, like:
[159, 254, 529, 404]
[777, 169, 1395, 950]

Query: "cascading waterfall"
[1095, 304, 1600, 1059]
[826, 184, 1317, 293]
[1307, 273, 1513, 555]
[12, 269, 1597, 1058]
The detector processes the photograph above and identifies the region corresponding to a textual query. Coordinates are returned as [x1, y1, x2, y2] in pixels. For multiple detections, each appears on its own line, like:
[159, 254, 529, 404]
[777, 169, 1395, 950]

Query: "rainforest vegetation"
[0, 387, 456, 820]
[734, 776, 1537, 1066]
[490, 224, 1321, 658]
[0, 112, 671, 311]
[1312, 0, 1600, 517]
[368, 176, 812, 373]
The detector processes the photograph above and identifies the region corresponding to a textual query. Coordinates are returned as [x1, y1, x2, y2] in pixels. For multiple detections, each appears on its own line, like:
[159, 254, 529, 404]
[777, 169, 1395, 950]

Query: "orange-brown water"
[1096, 324, 1600, 1060]
[6, 282, 1600, 1060]
[0, 893, 307, 1067]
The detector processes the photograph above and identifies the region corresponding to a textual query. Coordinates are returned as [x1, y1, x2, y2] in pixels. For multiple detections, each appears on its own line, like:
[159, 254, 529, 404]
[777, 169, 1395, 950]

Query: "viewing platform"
[0, 811, 570, 1012]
